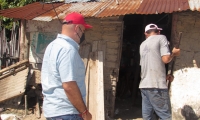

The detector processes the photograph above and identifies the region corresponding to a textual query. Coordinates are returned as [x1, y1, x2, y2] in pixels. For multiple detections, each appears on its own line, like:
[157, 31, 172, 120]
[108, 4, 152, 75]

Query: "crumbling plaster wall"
[170, 11, 200, 120]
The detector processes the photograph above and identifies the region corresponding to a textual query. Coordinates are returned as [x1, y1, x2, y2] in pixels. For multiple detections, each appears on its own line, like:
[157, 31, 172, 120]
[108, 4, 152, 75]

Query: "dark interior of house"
[114, 13, 172, 119]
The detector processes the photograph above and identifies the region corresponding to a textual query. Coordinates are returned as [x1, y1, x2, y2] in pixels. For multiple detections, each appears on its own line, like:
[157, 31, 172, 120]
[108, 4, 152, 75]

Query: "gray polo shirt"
[139, 35, 170, 89]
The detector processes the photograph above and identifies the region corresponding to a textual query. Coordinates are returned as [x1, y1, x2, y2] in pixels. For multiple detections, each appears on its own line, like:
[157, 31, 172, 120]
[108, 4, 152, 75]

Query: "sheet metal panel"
[34, 0, 141, 21]
[0, 68, 28, 102]
[65, 0, 95, 3]
[0, 1, 140, 21]
[0, 0, 198, 21]
[136, 0, 189, 14]
[0, 2, 64, 20]
[34, 1, 111, 21]
[97, 0, 141, 17]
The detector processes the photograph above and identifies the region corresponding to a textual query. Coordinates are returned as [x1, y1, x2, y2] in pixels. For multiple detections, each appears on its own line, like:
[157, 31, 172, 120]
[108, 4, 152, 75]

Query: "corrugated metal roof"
[97, 0, 141, 17]
[189, 0, 200, 11]
[64, 0, 94, 3]
[33, 1, 110, 21]
[0, 2, 64, 20]
[33, 0, 141, 21]
[0, 0, 199, 21]
[136, 0, 189, 14]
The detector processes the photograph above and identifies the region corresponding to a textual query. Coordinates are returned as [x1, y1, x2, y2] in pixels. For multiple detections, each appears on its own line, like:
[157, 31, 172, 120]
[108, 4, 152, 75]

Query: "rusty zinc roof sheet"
[0, 2, 64, 20]
[33, 0, 141, 21]
[97, 0, 141, 17]
[33, 1, 110, 21]
[136, 0, 189, 14]
[189, 0, 200, 11]
[0, 0, 199, 21]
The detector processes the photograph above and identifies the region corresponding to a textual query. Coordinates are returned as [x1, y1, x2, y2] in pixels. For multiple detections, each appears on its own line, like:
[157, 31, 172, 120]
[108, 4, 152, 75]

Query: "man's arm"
[62, 81, 92, 119]
[62, 81, 86, 113]
[162, 47, 180, 64]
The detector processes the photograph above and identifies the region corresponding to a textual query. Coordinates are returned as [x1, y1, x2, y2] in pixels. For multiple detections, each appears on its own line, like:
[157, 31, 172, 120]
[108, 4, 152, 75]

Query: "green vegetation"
[0, 0, 41, 30]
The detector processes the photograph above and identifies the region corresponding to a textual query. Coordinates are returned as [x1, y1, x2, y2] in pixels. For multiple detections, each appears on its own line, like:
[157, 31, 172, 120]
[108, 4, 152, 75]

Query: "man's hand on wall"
[166, 74, 174, 82]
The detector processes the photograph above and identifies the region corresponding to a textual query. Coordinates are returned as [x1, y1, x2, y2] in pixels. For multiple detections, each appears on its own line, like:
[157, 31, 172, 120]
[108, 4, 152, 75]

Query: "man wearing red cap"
[139, 24, 180, 120]
[41, 12, 92, 120]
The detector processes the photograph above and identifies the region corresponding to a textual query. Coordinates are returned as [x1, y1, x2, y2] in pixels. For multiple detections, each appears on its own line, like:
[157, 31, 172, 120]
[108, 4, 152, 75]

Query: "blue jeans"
[141, 89, 171, 120]
[46, 114, 83, 120]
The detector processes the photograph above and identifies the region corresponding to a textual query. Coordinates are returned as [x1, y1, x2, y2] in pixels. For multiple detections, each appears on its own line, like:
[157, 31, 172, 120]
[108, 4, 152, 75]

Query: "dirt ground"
[113, 96, 143, 120]
[1, 96, 144, 120]
[23, 114, 46, 120]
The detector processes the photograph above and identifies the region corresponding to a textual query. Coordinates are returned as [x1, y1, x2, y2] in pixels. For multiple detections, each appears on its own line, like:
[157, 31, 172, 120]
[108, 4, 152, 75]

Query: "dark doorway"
[114, 13, 172, 119]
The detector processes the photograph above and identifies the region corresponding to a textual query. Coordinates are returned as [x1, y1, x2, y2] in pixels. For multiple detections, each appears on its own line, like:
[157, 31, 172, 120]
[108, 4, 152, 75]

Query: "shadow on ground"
[114, 96, 142, 120]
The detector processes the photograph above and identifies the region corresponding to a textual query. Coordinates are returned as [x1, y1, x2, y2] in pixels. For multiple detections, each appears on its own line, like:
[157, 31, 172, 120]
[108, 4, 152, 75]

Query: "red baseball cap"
[64, 12, 92, 29]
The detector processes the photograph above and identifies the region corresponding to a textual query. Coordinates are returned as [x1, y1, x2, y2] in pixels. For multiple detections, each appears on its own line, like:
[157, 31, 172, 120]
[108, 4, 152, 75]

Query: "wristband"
[79, 109, 88, 118]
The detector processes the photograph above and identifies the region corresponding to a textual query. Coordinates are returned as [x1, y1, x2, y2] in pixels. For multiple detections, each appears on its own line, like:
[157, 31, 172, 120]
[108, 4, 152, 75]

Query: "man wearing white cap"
[139, 24, 180, 120]
[41, 12, 92, 120]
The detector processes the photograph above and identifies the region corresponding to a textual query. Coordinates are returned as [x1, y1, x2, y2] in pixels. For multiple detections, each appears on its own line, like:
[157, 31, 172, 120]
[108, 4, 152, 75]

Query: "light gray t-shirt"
[139, 35, 170, 89]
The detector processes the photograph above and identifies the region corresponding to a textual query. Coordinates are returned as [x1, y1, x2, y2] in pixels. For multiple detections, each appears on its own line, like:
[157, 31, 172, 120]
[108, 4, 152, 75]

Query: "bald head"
[61, 23, 85, 44]
[62, 24, 75, 36]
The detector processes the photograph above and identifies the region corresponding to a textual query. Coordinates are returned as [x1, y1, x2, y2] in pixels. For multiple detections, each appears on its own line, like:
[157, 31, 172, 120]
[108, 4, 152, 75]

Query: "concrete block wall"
[85, 17, 123, 117]
[171, 11, 200, 69]
[170, 11, 200, 120]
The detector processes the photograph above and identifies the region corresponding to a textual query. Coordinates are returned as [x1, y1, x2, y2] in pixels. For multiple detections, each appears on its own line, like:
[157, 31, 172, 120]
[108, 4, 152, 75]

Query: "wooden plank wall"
[0, 21, 20, 69]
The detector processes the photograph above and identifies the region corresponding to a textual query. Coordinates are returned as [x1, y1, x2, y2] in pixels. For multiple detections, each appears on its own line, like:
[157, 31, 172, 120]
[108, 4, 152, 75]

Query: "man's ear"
[74, 25, 78, 31]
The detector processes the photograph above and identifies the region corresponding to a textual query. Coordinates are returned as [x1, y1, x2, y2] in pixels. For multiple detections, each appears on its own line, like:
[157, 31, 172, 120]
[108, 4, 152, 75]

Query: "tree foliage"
[0, 0, 40, 30]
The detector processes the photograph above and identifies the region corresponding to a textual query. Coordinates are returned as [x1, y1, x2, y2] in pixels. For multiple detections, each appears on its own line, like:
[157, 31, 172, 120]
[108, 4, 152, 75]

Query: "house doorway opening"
[114, 13, 172, 119]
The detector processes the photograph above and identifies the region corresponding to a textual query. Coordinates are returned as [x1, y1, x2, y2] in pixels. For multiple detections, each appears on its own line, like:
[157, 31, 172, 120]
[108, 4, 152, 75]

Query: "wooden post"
[2, 27, 6, 68]
[96, 51, 105, 119]
[19, 20, 26, 61]
[24, 32, 30, 61]
[0, 21, 1, 70]
[0, 20, 2, 57]
[85, 58, 90, 108]
[24, 95, 28, 116]
[10, 22, 16, 58]
[88, 51, 105, 120]
[35, 97, 41, 119]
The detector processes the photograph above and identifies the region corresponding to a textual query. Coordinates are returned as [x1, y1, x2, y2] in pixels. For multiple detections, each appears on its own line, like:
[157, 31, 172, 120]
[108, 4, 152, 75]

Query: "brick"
[102, 35, 120, 41]
[190, 33, 200, 40]
[107, 42, 120, 49]
[178, 51, 194, 67]
[105, 61, 116, 68]
[106, 48, 118, 55]
[105, 54, 118, 62]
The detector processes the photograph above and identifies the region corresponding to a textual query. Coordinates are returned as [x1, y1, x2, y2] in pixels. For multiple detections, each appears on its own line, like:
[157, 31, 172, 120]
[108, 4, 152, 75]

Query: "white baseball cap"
[145, 24, 162, 33]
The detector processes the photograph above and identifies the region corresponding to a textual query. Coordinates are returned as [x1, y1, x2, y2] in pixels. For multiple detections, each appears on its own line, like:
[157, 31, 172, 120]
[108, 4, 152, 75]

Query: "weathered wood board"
[87, 51, 105, 120]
